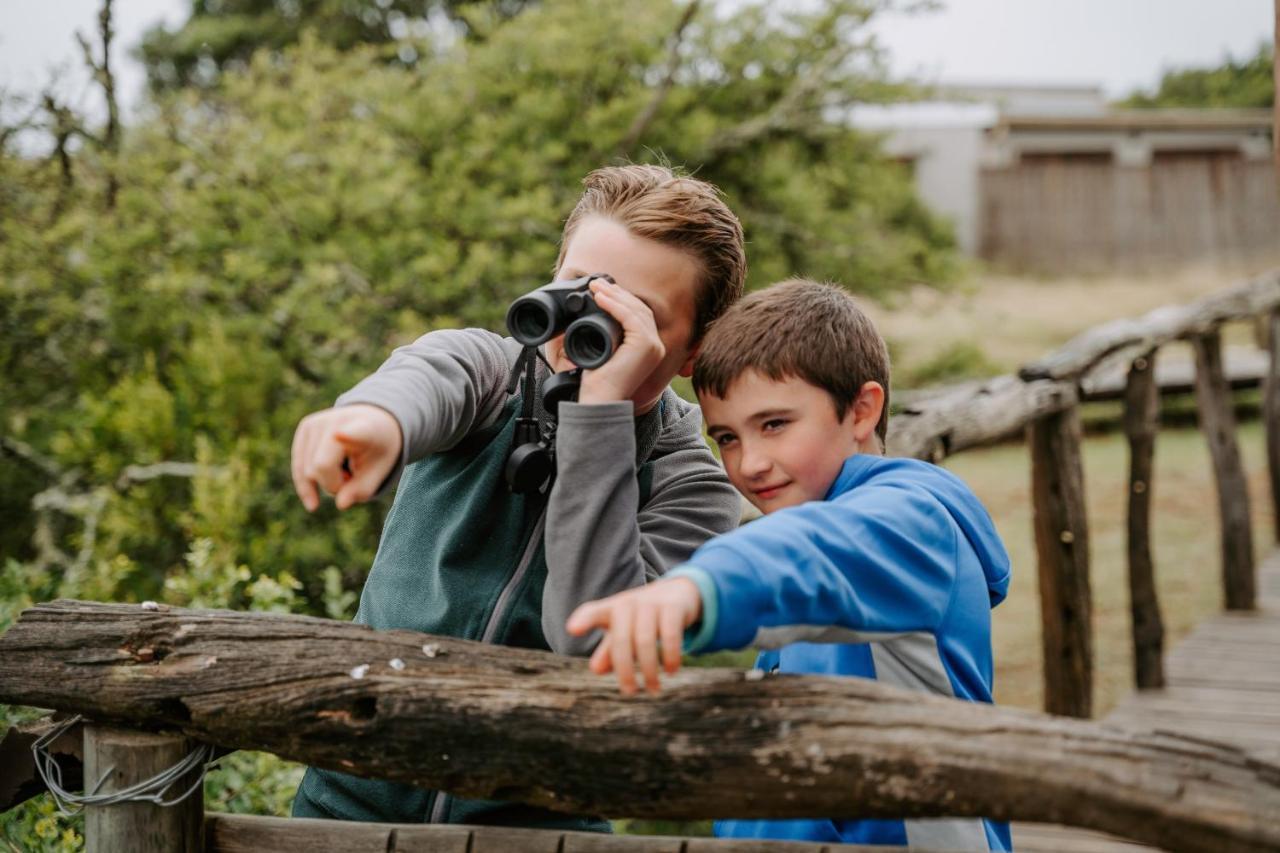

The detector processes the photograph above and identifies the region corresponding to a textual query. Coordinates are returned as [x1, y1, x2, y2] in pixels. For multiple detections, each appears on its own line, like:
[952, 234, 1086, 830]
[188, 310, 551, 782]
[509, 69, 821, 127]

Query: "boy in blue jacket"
[567, 278, 1013, 851]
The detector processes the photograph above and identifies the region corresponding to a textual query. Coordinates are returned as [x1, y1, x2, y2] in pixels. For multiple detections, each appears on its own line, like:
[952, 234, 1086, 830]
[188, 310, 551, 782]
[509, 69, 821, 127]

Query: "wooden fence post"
[1123, 352, 1165, 690]
[1191, 329, 1256, 611]
[1264, 309, 1280, 544]
[84, 726, 203, 853]
[1029, 402, 1093, 717]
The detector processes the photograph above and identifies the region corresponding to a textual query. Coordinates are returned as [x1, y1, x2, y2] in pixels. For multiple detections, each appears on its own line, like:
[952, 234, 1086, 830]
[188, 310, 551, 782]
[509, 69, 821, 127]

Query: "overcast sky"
[0, 0, 1274, 121]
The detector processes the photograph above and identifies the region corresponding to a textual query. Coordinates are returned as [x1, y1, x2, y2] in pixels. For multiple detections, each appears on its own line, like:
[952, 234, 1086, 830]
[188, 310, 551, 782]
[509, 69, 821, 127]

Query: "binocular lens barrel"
[506, 293, 562, 346]
[564, 315, 619, 370]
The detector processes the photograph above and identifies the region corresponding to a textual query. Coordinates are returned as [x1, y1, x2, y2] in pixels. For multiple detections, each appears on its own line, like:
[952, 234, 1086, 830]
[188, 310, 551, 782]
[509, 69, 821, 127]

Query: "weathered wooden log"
[887, 375, 1075, 461]
[1020, 268, 1280, 382]
[84, 726, 203, 853]
[1192, 329, 1257, 611]
[1123, 352, 1166, 690]
[1028, 403, 1094, 718]
[1265, 309, 1280, 544]
[3, 601, 1280, 853]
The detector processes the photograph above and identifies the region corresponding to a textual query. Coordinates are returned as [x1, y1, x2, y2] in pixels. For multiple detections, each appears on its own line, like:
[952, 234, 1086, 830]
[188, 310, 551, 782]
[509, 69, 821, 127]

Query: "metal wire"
[31, 715, 224, 816]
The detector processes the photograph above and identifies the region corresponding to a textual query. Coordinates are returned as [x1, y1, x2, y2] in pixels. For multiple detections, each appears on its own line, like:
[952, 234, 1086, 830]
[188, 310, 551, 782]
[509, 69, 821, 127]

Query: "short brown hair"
[693, 278, 891, 445]
[556, 165, 746, 341]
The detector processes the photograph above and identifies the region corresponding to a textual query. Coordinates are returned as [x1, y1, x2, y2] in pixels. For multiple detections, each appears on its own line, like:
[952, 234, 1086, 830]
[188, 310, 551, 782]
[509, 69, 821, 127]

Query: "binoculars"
[505, 274, 622, 369]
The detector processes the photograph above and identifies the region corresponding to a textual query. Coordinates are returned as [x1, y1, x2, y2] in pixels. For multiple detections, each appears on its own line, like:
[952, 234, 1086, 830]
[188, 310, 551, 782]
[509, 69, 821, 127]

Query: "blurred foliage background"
[2, 0, 956, 844]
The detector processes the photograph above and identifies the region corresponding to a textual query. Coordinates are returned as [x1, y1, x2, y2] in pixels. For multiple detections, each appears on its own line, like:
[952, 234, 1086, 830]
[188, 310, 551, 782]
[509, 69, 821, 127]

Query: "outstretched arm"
[290, 328, 518, 511]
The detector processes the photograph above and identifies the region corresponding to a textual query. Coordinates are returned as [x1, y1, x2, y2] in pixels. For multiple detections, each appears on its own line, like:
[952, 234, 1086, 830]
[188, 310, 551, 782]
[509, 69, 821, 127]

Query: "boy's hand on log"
[566, 577, 702, 696]
[291, 404, 402, 512]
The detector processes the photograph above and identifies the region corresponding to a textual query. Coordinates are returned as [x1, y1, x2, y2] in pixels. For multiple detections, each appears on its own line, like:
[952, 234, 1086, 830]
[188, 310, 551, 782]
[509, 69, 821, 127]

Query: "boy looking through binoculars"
[288, 165, 747, 829]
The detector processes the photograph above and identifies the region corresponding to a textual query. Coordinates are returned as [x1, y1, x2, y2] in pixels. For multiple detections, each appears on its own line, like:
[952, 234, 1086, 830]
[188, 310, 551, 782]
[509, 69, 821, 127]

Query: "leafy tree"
[1123, 41, 1274, 109]
[138, 0, 532, 91]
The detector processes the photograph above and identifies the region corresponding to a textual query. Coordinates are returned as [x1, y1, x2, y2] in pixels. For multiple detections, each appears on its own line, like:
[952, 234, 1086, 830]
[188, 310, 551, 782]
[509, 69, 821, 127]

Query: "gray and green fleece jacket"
[292, 328, 741, 830]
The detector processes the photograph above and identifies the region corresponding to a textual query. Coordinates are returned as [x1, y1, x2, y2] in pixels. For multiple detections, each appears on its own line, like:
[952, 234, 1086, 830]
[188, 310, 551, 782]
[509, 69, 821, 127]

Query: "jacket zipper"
[427, 505, 548, 824]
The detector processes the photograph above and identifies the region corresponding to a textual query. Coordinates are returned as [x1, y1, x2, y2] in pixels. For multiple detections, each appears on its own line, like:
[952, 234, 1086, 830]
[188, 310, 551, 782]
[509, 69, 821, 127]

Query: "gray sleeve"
[541, 402, 742, 656]
[334, 328, 517, 488]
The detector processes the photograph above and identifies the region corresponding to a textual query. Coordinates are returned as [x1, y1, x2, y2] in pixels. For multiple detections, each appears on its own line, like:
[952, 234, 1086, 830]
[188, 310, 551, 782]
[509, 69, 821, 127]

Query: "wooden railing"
[2, 270, 1279, 852]
[889, 268, 1280, 715]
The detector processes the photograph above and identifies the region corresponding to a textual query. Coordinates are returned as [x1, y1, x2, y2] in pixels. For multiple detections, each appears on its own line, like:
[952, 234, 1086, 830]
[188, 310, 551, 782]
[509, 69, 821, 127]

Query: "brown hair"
[556, 165, 746, 342]
[693, 278, 891, 445]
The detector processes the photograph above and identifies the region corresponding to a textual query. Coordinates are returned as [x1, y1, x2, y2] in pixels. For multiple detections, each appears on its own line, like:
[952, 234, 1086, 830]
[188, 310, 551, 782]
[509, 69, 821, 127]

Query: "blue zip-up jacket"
[668, 454, 1013, 851]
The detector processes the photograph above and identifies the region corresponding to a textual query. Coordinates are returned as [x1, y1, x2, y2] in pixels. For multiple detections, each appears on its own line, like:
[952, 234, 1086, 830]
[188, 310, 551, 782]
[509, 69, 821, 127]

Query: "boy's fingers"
[634, 604, 660, 694]
[589, 635, 613, 674]
[659, 607, 684, 674]
[290, 423, 320, 512]
[306, 433, 349, 498]
[609, 604, 637, 695]
[566, 601, 607, 636]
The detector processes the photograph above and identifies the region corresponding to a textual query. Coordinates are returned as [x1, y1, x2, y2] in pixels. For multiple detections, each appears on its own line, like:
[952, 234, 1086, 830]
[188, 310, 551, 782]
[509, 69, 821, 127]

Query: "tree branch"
[614, 0, 702, 158]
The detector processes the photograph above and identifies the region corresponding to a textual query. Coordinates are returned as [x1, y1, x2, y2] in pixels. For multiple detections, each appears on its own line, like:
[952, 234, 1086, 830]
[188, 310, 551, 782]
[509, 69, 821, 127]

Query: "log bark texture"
[1028, 405, 1094, 718]
[887, 375, 1075, 461]
[1192, 330, 1257, 611]
[2, 601, 1280, 853]
[1123, 353, 1165, 690]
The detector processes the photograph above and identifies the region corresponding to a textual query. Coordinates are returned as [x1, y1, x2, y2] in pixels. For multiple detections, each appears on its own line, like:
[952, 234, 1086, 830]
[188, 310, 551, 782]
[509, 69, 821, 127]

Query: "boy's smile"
[702, 370, 879, 514]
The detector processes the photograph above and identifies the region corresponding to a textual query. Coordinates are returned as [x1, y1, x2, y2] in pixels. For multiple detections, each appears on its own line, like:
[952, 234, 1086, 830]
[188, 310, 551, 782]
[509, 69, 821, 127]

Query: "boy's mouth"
[751, 482, 791, 500]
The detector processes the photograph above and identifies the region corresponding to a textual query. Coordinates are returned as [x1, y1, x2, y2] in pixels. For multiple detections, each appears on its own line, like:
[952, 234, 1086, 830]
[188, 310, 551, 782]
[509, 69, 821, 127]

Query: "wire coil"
[31, 715, 223, 816]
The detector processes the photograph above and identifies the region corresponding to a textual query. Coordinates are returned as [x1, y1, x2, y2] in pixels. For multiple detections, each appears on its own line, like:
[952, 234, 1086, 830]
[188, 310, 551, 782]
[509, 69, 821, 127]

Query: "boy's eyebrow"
[706, 408, 796, 433]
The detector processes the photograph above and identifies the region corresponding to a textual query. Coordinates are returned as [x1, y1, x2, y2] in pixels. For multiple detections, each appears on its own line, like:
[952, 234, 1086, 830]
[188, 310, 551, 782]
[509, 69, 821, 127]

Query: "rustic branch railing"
[2, 600, 1280, 853]
[889, 268, 1280, 715]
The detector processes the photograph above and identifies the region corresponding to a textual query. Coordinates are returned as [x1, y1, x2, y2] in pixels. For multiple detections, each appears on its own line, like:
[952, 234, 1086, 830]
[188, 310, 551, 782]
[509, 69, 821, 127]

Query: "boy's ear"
[677, 343, 701, 379]
[850, 381, 886, 446]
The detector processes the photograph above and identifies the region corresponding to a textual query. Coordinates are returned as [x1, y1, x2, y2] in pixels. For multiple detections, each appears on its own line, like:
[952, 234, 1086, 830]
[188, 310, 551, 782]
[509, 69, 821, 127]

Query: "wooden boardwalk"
[1012, 547, 1280, 852]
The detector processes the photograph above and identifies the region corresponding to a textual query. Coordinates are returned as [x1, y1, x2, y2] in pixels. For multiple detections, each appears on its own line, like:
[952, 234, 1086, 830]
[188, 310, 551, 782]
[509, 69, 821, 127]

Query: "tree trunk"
[1, 601, 1279, 853]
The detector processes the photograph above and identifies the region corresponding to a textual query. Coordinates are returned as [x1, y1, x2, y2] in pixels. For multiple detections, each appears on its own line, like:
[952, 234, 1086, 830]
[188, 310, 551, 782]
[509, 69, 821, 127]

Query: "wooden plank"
[1029, 405, 1094, 717]
[1192, 330, 1256, 610]
[1123, 352, 1165, 690]
[85, 726, 202, 853]
[1012, 823, 1156, 852]
[203, 814, 889, 853]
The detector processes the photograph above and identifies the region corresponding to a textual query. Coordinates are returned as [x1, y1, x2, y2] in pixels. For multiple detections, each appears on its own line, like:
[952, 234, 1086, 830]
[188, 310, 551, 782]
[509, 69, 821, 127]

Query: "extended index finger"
[291, 419, 321, 512]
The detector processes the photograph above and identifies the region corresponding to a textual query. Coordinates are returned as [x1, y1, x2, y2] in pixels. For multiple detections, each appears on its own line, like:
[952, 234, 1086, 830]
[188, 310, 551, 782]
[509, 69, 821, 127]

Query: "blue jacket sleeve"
[675, 484, 960, 653]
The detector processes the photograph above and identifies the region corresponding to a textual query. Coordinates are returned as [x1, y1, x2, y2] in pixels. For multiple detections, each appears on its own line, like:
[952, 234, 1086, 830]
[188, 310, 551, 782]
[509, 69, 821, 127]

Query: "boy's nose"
[738, 442, 773, 478]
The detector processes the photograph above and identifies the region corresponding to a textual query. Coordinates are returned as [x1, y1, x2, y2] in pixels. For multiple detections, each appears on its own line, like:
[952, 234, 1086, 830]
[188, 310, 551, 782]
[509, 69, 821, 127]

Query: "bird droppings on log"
[349, 664, 369, 680]
[744, 669, 764, 682]
[389, 658, 405, 671]
[422, 643, 442, 658]
[140, 600, 161, 611]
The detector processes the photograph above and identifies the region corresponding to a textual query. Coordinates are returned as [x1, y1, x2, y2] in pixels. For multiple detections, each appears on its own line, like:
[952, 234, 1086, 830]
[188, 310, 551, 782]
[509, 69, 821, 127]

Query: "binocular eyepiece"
[505, 274, 622, 369]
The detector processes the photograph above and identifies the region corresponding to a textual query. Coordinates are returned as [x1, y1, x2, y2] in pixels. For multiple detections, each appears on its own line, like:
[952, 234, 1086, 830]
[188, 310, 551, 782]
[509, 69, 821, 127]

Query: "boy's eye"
[762, 418, 788, 432]
[712, 433, 737, 447]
